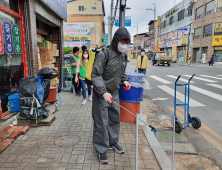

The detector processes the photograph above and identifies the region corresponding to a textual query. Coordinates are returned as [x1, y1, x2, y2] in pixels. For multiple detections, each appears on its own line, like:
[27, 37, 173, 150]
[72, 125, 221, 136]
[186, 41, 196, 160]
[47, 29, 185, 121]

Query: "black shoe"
[97, 152, 108, 164]
[110, 143, 125, 154]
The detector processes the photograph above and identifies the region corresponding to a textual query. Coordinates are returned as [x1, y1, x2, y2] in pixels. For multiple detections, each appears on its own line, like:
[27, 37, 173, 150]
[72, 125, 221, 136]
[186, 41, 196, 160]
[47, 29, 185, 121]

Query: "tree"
[64, 46, 73, 54]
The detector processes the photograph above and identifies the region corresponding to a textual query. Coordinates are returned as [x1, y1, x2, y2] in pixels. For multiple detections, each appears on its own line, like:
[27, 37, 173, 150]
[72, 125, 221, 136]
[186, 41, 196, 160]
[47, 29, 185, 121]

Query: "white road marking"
[207, 84, 222, 90]
[158, 85, 204, 107]
[200, 75, 222, 80]
[184, 75, 218, 83]
[166, 75, 195, 83]
[150, 76, 172, 84]
[190, 85, 222, 102]
[152, 98, 169, 101]
[217, 75, 222, 77]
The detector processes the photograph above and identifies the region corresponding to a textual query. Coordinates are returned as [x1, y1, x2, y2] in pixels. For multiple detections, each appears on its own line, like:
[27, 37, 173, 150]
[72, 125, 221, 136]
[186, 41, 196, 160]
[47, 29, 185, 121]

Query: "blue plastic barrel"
[119, 86, 144, 103]
[8, 93, 20, 113]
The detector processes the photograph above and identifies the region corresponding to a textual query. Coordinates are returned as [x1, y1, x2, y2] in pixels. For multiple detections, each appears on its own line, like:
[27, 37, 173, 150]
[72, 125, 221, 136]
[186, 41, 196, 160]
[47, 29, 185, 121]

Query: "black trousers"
[72, 74, 81, 94]
[209, 61, 213, 66]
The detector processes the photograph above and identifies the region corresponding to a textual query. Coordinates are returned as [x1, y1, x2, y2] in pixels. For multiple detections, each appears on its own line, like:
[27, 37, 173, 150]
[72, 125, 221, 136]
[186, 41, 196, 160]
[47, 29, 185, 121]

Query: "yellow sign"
[215, 23, 222, 32]
[153, 48, 157, 52]
[212, 36, 222, 46]
[172, 46, 177, 61]
[64, 35, 91, 41]
[218, 0, 222, 7]
[215, 47, 222, 50]
[181, 36, 188, 45]
[157, 16, 161, 27]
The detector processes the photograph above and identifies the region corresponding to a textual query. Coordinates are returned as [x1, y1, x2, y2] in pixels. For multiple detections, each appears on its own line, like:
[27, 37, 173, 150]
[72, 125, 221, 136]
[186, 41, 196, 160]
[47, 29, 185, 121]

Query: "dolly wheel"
[175, 120, 183, 133]
[192, 117, 201, 129]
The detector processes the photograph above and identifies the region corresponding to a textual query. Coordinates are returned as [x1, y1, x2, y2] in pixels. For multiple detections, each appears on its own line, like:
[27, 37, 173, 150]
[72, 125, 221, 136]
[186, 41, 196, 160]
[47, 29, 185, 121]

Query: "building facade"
[0, 0, 66, 116]
[193, 0, 222, 63]
[66, 0, 105, 48]
[133, 33, 147, 58]
[160, 0, 194, 62]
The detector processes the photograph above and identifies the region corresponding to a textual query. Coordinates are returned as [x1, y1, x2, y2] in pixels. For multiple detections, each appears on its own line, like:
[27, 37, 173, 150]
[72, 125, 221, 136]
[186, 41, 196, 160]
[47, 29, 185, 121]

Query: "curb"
[142, 125, 176, 170]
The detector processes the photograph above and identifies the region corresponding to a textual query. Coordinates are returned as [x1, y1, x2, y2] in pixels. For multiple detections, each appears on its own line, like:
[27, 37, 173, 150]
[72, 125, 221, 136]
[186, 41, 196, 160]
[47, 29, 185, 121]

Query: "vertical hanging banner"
[0, 21, 4, 54]
[13, 24, 21, 54]
[3, 21, 13, 54]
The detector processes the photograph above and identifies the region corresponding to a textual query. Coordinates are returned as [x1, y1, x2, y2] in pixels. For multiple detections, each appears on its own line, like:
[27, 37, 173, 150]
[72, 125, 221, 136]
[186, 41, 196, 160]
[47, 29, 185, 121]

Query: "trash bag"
[19, 97, 49, 119]
[36, 76, 50, 103]
[19, 77, 50, 100]
[38, 68, 58, 79]
[125, 72, 150, 90]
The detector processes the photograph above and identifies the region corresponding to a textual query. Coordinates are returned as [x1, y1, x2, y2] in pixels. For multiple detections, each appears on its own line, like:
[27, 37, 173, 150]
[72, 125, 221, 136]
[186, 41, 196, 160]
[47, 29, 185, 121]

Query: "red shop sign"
[0, 21, 4, 54]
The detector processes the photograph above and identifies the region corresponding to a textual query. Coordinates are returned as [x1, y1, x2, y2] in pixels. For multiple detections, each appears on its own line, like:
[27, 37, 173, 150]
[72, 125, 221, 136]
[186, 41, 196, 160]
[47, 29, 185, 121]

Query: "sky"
[104, 0, 183, 41]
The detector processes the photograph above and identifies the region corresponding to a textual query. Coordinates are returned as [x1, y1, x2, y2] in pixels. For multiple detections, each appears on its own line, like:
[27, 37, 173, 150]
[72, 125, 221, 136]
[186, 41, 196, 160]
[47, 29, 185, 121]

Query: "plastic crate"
[8, 93, 20, 113]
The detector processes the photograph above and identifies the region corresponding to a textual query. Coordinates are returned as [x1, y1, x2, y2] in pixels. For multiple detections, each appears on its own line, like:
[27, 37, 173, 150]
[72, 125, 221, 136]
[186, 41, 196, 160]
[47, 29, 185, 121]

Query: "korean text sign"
[0, 21, 4, 54]
[3, 21, 14, 54]
[13, 24, 21, 54]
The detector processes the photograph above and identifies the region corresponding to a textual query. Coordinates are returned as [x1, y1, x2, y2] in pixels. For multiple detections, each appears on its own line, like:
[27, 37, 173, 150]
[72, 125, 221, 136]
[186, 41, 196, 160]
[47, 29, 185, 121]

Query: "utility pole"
[108, 15, 110, 46]
[110, 0, 114, 44]
[119, 0, 126, 28]
[146, 3, 156, 48]
[136, 23, 138, 58]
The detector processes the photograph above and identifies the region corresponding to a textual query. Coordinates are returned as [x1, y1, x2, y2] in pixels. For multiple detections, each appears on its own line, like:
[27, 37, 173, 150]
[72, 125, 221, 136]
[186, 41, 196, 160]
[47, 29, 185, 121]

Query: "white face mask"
[141, 52, 145, 56]
[83, 55, 88, 59]
[118, 43, 127, 53]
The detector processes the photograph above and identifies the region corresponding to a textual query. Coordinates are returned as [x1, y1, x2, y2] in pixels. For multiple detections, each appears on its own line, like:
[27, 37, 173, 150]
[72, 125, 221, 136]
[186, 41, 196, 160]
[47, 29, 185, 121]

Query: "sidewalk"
[0, 92, 160, 170]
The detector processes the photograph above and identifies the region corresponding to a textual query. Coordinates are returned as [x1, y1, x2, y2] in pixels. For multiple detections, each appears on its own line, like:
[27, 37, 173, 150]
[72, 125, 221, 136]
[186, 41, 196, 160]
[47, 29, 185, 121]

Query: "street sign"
[103, 34, 108, 46]
[115, 16, 131, 26]
[0, 21, 4, 54]
[13, 24, 21, 54]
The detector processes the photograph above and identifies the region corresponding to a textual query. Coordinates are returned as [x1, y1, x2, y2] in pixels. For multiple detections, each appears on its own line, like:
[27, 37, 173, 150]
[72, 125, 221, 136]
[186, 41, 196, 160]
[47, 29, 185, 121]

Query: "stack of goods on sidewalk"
[37, 42, 59, 87]
[18, 68, 58, 124]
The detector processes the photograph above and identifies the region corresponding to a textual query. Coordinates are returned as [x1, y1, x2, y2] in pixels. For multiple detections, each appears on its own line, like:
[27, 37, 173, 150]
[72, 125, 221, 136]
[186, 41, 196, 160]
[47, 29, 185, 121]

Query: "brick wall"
[26, 0, 38, 76]
[192, 0, 222, 62]
[50, 22, 64, 83]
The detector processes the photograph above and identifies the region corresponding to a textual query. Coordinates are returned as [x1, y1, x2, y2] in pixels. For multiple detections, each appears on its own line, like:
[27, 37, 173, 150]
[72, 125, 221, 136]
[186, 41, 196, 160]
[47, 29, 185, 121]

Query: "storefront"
[212, 36, 222, 63]
[0, 0, 28, 117]
[0, 0, 67, 118]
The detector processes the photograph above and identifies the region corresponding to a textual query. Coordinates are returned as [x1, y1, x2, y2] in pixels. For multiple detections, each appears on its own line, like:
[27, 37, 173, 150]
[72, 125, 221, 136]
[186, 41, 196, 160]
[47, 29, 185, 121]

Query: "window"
[169, 16, 173, 25]
[149, 29, 154, 35]
[178, 9, 185, 21]
[194, 27, 202, 39]
[203, 24, 213, 37]
[138, 46, 141, 50]
[174, 15, 177, 23]
[78, 6, 84, 11]
[166, 19, 169, 27]
[196, 6, 204, 19]
[164, 21, 166, 28]
[91, 6, 96, 10]
[206, 1, 215, 15]
[187, 5, 193, 16]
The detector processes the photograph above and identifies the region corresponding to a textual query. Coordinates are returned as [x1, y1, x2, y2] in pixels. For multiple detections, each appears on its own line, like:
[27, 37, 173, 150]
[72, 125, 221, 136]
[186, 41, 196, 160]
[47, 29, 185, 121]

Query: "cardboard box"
[38, 42, 52, 50]
[40, 50, 53, 61]
[54, 67, 59, 72]
[51, 50, 57, 57]
[41, 65, 54, 69]
[41, 60, 52, 65]
[38, 59, 42, 70]
[51, 43, 57, 50]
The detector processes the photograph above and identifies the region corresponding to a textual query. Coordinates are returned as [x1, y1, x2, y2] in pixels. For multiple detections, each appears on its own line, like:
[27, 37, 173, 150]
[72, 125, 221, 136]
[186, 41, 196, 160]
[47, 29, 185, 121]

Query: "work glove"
[123, 81, 131, 90]
[103, 93, 113, 103]
[75, 77, 79, 84]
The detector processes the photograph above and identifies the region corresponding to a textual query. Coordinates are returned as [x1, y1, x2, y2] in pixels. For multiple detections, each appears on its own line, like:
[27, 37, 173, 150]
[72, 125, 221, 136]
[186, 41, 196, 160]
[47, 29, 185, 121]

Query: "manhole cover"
[55, 136, 81, 147]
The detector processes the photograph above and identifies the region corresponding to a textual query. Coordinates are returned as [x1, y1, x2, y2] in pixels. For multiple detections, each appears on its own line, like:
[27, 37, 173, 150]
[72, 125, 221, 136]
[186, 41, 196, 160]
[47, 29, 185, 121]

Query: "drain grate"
[55, 135, 81, 147]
